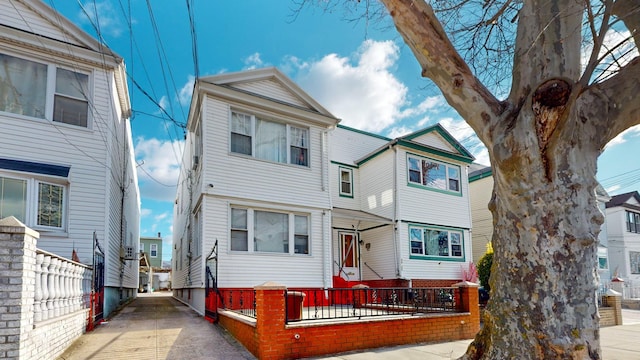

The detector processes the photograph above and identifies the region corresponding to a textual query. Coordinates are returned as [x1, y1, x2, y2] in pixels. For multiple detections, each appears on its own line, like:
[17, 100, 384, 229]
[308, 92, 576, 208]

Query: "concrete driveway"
[57, 291, 255, 360]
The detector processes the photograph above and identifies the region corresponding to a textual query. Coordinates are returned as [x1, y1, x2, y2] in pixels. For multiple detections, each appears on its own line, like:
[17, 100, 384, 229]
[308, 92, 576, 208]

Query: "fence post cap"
[605, 289, 622, 297]
[452, 281, 479, 287]
[351, 284, 370, 289]
[0, 216, 40, 238]
[611, 276, 624, 283]
[254, 281, 287, 290]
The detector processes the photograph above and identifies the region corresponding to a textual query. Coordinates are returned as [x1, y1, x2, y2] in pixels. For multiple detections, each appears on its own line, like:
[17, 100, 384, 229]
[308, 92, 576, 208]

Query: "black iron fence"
[219, 289, 256, 318]
[285, 287, 460, 323]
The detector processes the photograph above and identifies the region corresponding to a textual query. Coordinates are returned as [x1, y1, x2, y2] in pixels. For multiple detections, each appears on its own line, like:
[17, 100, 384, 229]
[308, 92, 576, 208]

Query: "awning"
[331, 207, 394, 231]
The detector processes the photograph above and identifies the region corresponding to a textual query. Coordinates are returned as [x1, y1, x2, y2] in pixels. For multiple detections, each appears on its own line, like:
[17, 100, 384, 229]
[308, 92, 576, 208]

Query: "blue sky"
[50, 1, 640, 263]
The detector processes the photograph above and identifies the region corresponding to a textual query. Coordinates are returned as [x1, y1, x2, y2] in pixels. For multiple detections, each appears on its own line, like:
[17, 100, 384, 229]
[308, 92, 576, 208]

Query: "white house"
[172, 67, 476, 314]
[0, 0, 139, 319]
[606, 191, 640, 285]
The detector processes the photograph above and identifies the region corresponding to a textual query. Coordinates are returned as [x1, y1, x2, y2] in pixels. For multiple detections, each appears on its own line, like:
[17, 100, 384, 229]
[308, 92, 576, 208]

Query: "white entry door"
[339, 232, 360, 281]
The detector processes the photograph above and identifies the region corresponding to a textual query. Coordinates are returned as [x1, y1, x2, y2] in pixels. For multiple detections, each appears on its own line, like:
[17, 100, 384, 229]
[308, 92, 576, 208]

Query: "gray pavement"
[58, 293, 640, 360]
[57, 291, 255, 360]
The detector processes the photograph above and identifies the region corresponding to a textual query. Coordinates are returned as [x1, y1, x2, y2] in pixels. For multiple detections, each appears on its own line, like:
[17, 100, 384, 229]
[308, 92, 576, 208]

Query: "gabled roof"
[199, 67, 337, 119]
[606, 191, 640, 210]
[400, 124, 475, 160]
[469, 164, 492, 182]
[8, 0, 121, 59]
[356, 123, 475, 166]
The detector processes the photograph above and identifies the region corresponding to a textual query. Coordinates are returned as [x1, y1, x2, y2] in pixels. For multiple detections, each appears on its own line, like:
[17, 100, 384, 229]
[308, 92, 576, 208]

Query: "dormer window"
[230, 110, 310, 167]
[407, 154, 461, 194]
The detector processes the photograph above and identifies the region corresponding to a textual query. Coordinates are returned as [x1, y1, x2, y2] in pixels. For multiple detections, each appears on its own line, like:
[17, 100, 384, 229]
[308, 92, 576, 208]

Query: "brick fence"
[218, 281, 480, 360]
[0, 217, 91, 359]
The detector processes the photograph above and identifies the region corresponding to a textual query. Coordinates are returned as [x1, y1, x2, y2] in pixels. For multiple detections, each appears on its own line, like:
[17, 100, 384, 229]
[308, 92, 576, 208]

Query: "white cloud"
[140, 208, 152, 217]
[154, 212, 169, 222]
[604, 124, 640, 149]
[178, 76, 195, 106]
[78, 1, 123, 38]
[135, 137, 184, 201]
[606, 184, 621, 194]
[244, 52, 264, 70]
[386, 126, 413, 138]
[294, 40, 415, 132]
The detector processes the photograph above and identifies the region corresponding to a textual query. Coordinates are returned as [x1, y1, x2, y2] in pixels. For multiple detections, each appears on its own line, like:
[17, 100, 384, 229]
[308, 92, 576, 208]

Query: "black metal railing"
[219, 289, 256, 318]
[285, 287, 460, 323]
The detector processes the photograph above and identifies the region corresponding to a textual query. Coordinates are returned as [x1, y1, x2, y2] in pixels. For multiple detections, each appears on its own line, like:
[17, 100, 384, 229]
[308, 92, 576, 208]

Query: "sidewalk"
[310, 309, 640, 359]
[56, 291, 255, 360]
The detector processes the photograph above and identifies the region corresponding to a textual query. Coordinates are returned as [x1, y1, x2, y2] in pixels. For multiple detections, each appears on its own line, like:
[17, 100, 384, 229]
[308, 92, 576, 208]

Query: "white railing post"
[73, 264, 81, 312]
[48, 257, 57, 319]
[63, 261, 71, 315]
[52, 257, 61, 317]
[34, 253, 44, 322]
[41, 255, 50, 321]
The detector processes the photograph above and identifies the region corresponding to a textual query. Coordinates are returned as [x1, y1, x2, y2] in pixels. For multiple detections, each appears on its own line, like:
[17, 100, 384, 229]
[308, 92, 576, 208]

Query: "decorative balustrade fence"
[34, 249, 93, 323]
[218, 288, 257, 318]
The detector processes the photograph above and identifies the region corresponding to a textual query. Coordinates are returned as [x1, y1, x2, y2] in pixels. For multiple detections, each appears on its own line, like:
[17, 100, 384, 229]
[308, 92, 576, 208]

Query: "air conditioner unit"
[192, 155, 200, 170]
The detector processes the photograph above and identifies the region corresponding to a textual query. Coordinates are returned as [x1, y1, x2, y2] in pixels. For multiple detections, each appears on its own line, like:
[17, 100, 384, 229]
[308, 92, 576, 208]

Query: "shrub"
[477, 242, 493, 291]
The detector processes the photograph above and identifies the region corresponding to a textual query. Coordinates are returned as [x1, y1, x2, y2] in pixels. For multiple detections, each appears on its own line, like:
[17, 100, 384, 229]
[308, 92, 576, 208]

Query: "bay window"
[230, 206, 309, 255]
[230, 110, 310, 166]
[627, 211, 640, 233]
[0, 174, 66, 231]
[409, 224, 464, 260]
[407, 154, 461, 193]
[0, 53, 90, 127]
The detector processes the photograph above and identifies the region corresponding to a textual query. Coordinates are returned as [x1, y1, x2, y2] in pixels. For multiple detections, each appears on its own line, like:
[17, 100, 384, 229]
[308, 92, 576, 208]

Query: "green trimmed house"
[172, 67, 477, 313]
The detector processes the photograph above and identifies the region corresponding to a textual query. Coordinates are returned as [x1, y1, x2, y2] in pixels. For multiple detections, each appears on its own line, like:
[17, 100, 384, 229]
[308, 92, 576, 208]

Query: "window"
[230, 208, 248, 251]
[140, 242, 144, 253]
[230, 206, 310, 255]
[409, 225, 464, 260]
[150, 244, 158, 257]
[630, 251, 640, 274]
[598, 248, 608, 270]
[407, 155, 461, 193]
[0, 174, 66, 230]
[627, 211, 640, 233]
[0, 53, 89, 127]
[339, 167, 353, 197]
[230, 111, 310, 166]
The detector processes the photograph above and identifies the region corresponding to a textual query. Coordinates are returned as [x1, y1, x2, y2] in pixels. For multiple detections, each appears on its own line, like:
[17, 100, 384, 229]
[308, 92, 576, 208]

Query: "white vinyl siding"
[233, 79, 308, 108]
[408, 132, 458, 153]
[358, 151, 395, 220]
[0, 2, 75, 44]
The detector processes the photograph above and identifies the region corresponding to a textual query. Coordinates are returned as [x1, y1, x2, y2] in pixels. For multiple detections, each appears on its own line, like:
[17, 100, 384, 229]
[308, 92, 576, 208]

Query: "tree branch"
[582, 57, 640, 147]
[379, 0, 503, 145]
[613, 0, 640, 49]
[580, 0, 613, 87]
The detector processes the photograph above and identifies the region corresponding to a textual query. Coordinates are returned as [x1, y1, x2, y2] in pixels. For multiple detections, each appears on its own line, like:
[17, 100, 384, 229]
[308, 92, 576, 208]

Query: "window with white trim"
[626, 211, 640, 233]
[0, 53, 90, 127]
[0, 174, 66, 231]
[150, 244, 158, 257]
[407, 155, 460, 193]
[409, 225, 464, 259]
[230, 111, 309, 166]
[339, 167, 353, 197]
[598, 247, 608, 270]
[230, 206, 309, 254]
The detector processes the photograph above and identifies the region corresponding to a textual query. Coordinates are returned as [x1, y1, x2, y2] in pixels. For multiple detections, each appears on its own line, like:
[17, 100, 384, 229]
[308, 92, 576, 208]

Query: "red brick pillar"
[255, 282, 287, 360]
[453, 281, 480, 336]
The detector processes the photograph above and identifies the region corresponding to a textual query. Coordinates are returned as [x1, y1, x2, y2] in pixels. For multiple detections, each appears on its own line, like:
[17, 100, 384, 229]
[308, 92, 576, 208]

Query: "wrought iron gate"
[89, 232, 105, 330]
[205, 240, 219, 323]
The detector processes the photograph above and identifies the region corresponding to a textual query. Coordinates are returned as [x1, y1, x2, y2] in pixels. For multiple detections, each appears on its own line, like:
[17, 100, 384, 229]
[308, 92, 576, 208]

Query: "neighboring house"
[172, 67, 476, 314]
[469, 166, 612, 282]
[606, 191, 640, 285]
[139, 233, 163, 292]
[141, 233, 163, 268]
[0, 0, 139, 318]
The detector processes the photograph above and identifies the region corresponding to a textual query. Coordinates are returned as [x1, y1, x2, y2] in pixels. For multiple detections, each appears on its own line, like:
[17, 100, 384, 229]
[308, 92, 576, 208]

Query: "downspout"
[119, 116, 128, 300]
[322, 128, 331, 288]
[392, 143, 400, 278]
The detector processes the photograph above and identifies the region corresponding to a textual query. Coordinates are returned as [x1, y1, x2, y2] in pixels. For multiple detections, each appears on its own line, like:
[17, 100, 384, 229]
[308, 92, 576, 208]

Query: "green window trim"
[406, 153, 463, 196]
[408, 223, 466, 262]
[338, 166, 354, 198]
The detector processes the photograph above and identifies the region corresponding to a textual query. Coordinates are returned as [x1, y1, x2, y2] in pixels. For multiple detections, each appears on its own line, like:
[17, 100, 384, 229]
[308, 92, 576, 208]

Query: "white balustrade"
[34, 249, 93, 323]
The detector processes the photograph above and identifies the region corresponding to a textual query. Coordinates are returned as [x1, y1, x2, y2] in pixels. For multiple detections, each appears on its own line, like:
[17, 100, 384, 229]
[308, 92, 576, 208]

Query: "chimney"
[158, 232, 161, 238]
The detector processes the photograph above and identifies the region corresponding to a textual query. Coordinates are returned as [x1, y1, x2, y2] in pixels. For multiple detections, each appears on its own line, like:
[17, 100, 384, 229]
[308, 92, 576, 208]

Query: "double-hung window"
[230, 206, 310, 255]
[0, 174, 66, 231]
[409, 224, 464, 261]
[407, 154, 461, 193]
[230, 111, 309, 166]
[339, 167, 353, 197]
[0, 53, 90, 127]
[150, 244, 158, 258]
[627, 211, 640, 233]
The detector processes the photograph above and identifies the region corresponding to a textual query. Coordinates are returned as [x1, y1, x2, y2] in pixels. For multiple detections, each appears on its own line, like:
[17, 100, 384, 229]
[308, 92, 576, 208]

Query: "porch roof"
[331, 207, 394, 226]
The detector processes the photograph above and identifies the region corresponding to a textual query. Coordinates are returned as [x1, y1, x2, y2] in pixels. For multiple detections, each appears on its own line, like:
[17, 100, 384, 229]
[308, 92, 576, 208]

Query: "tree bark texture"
[379, 0, 640, 358]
